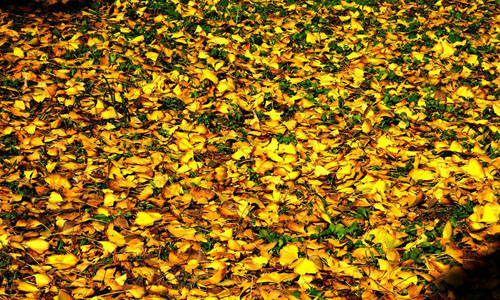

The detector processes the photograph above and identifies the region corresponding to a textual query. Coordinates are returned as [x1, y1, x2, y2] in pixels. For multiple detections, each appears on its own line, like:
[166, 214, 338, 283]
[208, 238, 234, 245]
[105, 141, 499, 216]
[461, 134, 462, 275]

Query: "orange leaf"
[45, 174, 71, 190]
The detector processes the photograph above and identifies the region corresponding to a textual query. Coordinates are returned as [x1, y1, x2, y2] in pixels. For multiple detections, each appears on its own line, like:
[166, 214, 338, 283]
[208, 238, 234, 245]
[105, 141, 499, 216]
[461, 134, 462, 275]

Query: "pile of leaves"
[0, 0, 500, 299]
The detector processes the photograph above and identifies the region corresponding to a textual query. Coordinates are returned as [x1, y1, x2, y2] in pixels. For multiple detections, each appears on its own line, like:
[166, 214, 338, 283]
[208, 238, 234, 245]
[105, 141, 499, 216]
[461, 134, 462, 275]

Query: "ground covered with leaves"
[0, 0, 500, 299]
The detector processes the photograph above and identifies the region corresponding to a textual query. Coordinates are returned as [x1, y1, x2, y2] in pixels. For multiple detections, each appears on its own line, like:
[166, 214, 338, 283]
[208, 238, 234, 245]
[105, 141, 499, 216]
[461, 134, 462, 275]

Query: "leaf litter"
[0, 0, 500, 299]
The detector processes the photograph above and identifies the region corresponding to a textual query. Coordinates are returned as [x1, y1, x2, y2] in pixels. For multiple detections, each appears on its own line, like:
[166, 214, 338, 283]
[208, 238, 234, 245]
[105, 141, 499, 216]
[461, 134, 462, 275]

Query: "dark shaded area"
[453, 248, 500, 300]
[428, 245, 500, 300]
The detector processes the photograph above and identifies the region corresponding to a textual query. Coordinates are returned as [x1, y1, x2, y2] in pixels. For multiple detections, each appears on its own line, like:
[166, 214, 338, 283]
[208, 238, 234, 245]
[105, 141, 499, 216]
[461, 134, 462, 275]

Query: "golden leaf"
[409, 168, 436, 181]
[58, 290, 73, 300]
[100, 241, 117, 253]
[17, 281, 39, 292]
[217, 79, 233, 93]
[209, 36, 230, 45]
[455, 86, 474, 99]
[199, 267, 226, 285]
[101, 107, 119, 119]
[257, 272, 297, 284]
[103, 193, 118, 207]
[48, 191, 64, 204]
[24, 239, 50, 254]
[433, 39, 455, 58]
[366, 227, 402, 249]
[46, 253, 79, 269]
[145, 52, 159, 62]
[279, 244, 299, 266]
[45, 174, 71, 190]
[34, 274, 52, 287]
[481, 203, 500, 224]
[293, 258, 319, 275]
[376, 134, 394, 148]
[462, 158, 485, 181]
[442, 221, 452, 240]
[202, 69, 218, 84]
[72, 287, 94, 299]
[126, 285, 145, 298]
[106, 225, 126, 246]
[135, 211, 162, 227]
[167, 225, 198, 240]
[13, 47, 24, 58]
[314, 165, 330, 177]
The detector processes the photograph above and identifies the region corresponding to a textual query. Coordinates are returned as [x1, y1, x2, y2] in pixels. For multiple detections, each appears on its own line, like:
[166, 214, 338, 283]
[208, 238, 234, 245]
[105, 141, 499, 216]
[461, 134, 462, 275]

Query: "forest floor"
[0, 0, 500, 299]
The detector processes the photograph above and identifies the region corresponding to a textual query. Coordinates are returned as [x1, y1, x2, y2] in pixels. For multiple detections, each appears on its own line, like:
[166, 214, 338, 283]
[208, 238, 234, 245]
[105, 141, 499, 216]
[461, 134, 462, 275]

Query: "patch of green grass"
[257, 229, 304, 256]
[91, 214, 115, 224]
[159, 97, 186, 111]
[201, 237, 216, 253]
[275, 132, 296, 144]
[389, 158, 414, 179]
[311, 222, 361, 243]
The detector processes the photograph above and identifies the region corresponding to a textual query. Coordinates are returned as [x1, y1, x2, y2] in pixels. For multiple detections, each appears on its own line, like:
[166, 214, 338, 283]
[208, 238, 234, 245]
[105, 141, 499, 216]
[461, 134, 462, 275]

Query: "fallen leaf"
[24, 239, 50, 254]
[294, 258, 319, 275]
[47, 254, 79, 269]
[135, 211, 162, 227]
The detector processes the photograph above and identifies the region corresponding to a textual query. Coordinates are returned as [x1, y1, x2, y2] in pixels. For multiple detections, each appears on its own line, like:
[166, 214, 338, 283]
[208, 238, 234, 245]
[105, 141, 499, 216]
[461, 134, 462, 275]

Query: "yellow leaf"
[306, 32, 318, 44]
[145, 52, 159, 62]
[442, 221, 452, 239]
[115, 273, 127, 286]
[365, 227, 402, 249]
[433, 39, 455, 58]
[279, 244, 298, 266]
[409, 168, 436, 181]
[209, 36, 230, 45]
[462, 158, 485, 181]
[14, 100, 25, 110]
[57, 290, 73, 300]
[217, 79, 233, 93]
[47, 254, 79, 269]
[257, 272, 297, 284]
[294, 258, 319, 275]
[103, 193, 118, 207]
[314, 165, 330, 177]
[135, 211, 162, 227]
[394, 272, 419, 289]
[377, 134, 394, 148]
[24, 239, 50, 254]
[267, 151, 283, 162]
[45, 174, 71, 190]
[352, 68, 365, 82]
[18, 281, 39, 292]
[352, 247, 379, 259]
[202, 69, 218, 84]
[107, 225, 126, 246]
[34, 274, 51, 287]
[481, 203, 500, 224]
[130, 35, 144, 44]
[101, 107, 119, 119]
[251, 256, 269, 269]
[492, 102, 500, 116]
[199, 268, 226, 285]
[13, 47, 24, 58]
[99, 241, 117, 253]
[347, 52, 362, 60]
[72, 287, 94, 299]
[25, 124, 36, 134]
[126, 285, 145, 299]
[455, 86, 474, 98]
[167, 225, 197, 239]
[466, 54, 479, 66]
[321, 213, 331, 224]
